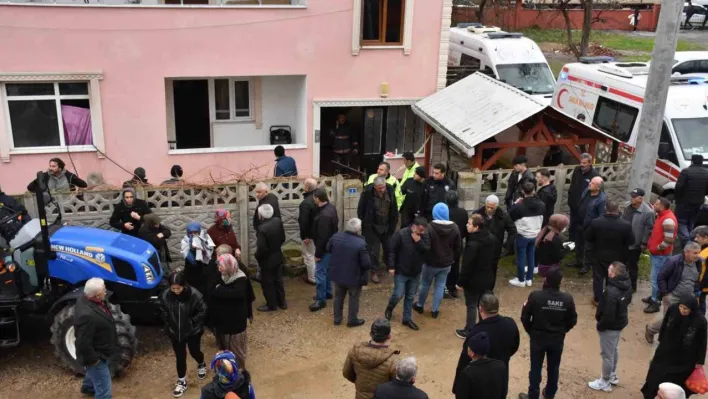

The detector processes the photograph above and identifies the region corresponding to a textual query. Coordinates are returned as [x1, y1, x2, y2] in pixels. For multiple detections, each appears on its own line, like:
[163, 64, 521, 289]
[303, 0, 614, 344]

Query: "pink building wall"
[0, 0, 446, 194]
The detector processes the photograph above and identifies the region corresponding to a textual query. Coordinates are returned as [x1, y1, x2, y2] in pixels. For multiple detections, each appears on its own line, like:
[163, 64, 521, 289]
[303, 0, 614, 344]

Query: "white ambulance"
[552, 58, 708, 199]
[448, 23, 556, 104]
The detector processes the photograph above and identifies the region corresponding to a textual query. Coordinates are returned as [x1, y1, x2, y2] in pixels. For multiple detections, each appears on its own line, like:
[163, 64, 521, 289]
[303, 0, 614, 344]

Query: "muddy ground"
[0, 270, 706, 399]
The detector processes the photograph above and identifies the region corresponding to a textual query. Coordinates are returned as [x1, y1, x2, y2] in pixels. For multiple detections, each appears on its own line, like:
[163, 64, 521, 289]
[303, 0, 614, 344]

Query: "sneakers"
[609, 375, 619, 386]
[197, 363, 207, 380]
[524, 267, 540, 275]
[173, 380, 187, 398]
[588, 378, 613, 392]
[526, 280, 533, 287]
[509, 278, 526, 288]
[455, 329, 468, 339]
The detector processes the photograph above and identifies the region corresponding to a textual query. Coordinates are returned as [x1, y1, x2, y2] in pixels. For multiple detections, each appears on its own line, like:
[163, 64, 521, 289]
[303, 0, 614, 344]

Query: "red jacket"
[647, 209, 677, 256]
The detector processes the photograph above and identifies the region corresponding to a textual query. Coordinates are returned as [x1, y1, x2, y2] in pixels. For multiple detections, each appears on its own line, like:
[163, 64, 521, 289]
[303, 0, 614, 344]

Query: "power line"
[0, 6, 351, 32]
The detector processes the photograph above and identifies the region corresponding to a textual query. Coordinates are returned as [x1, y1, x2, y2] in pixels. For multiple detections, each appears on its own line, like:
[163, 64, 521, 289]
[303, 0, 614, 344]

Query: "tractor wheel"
[50, 302, 138, 377]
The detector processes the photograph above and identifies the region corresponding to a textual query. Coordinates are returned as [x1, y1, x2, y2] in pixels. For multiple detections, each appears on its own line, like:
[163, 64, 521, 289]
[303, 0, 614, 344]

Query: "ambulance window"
[592, 97, 638, 143]
[460, 53, 481, 68]
[658, 122, 679, 166]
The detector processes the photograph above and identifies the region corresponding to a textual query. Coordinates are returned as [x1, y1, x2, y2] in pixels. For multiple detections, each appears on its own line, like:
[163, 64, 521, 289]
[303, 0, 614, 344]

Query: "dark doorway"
[320, 107, 365, 178]
[173, 80, 210, 149]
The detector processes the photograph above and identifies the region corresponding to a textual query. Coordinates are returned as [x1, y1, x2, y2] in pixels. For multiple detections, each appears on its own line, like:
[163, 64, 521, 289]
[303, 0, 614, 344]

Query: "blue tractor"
[0, 173, 164, 376]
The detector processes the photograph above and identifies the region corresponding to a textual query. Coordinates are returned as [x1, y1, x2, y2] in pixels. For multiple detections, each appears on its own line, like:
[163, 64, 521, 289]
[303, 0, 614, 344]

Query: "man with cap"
[473, 194, 517, 290]
[519, 268, 577, 399]
[621, 188, 655, 292]
[123, 167, 149, 188]
[274, 145, 298, 177]
[504, 155, 536, 210]
[674, 154, 708, 247]
[399, 166, 426, 228]
[452, 332, 506, 399]
[161, 165, 184, 185]
[414, 203, 461, 318]
[343, 318, 400, 399]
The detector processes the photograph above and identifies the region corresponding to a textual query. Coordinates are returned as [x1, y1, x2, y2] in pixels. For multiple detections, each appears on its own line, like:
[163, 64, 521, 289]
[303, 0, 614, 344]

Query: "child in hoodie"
[181, 222, 215, 296]
[201, 351, 255, 399]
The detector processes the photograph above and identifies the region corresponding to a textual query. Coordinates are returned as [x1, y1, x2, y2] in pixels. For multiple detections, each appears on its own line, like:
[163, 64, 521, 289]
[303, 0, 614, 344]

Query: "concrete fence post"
[553, 166, 568, 216]
[238, 182, 250, 263]
[335, 175, 345, 232]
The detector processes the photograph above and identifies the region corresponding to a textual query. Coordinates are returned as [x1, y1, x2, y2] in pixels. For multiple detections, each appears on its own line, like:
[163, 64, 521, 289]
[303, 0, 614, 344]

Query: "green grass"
[547, 55, 651, 77]
[522, 28, 706, 52]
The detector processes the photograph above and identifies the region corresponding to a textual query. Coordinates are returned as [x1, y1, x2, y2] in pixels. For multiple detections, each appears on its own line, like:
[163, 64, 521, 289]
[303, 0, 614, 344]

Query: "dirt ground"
[1, 271, 706, 399]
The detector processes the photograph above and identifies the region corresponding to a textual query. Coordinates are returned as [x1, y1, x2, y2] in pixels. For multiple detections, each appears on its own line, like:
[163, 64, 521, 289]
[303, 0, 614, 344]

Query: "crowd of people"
[15, 150, 708, 399]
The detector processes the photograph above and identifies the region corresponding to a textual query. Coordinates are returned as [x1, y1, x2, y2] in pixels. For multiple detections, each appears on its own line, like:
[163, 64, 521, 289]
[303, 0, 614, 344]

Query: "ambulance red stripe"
[565, 74, 645, 104]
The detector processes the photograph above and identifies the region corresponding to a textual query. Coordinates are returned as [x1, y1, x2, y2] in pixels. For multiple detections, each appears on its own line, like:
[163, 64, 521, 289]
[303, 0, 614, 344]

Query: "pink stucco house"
[0, 0, 453, 194]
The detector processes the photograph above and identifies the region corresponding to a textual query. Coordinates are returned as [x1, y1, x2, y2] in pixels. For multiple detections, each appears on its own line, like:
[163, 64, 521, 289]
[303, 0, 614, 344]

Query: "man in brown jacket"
[343, 318, 400, 399]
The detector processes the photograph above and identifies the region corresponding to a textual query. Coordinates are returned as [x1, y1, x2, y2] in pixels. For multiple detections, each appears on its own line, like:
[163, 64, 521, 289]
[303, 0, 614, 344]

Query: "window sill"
[0, 3, 307, 9]
[213, 119, 255, 124]
[169, 143, 306, 155]
[383, 152, 425, 160]
[360, 45, 405, 50]
[10, 146, 96, 155]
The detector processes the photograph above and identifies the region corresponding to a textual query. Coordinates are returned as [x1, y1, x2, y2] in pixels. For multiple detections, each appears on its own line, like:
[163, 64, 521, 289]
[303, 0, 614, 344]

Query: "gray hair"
[684, 241, 701, 252]
[395, 357, 418, 383]
[304, 178, 318, 192]
[485, 194, 499, 205]
[84, 278, 105, 297]
[345, 218, 362, 234]
[373, 176, 386, 187]
[258, 204, 274, 219]
[580, 153, 593, 162]
[658, 383, 686, 399]
[255, 182, 269, 192]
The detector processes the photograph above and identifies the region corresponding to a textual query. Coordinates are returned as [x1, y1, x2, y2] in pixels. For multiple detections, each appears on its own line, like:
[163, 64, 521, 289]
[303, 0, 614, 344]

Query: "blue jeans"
[650, 255, 669, 302]
[676, 204, 701, 247]
[315, 254, 332, 302]
[387, 274, 419, 322]
[417, 264, 451, 313]
[81, 359, 112, 399]
[516, 235, 536, 282]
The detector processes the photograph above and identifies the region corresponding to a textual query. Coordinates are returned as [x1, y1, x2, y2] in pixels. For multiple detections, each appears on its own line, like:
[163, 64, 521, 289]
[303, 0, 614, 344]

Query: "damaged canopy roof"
[411, 73, 548, 158]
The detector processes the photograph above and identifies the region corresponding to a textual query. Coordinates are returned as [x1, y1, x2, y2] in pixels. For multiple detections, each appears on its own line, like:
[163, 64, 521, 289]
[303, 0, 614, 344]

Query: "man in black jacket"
[74, 278, 116, 398]
[385, 217, 429, 331]
[445, 190, 470, 299]
[454, 293, 519, 398]
[519, 268, 578, 399]
[566, 153, 600, 268]
[358, 176, 399, 284]
[27, 157, 87, 193]
[588, 262, 632, 393]
[298, 178, 318, 284]
[109, 187, 152, 237]
[252, 182, 281, 232]
[255, 204, 286, 312]
[452, 332, 506, 399]
[455, 214, 498, 336]
[535, 168, 557, 226]
[585, 200, 634, 306]
[310, 188, 339, 312]
[675, 154, 708, 247]
[374, 356, 429, 399]
[474, 194, 517, 290]
[421, 163, 456, 221]
[400, 167, 426, 228]
[504, 155, 536, 210]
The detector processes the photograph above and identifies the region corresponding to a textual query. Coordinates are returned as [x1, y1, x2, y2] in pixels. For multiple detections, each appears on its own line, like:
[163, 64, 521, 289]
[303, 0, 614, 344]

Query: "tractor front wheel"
[50, 302, 138, 377]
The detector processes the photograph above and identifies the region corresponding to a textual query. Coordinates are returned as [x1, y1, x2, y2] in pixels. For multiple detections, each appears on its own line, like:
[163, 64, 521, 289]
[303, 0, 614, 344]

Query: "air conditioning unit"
[467, 25, 502, 34]
[598, 63, 649, 78]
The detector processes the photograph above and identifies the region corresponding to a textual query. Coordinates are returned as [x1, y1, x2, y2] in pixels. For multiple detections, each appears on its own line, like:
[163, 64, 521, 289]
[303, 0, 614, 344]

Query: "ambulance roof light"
[487, 32, 524, 39]
[579, 56, 614, 64]
[457, 23, 484, 29]
[597, 63, 650, 78]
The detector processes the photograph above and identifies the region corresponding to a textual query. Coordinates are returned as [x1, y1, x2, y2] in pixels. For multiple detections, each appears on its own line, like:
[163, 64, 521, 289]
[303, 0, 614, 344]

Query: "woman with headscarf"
[201, 351, 256, 399]
[641, 293, 707, 398]
[210, 254, 255, 371]
[208, 210, 241, 259]
[181, 222, 215, 296]
[109, 187, 152, 237]
[138, 213, 172, 272]
[535, 214, 569, 277]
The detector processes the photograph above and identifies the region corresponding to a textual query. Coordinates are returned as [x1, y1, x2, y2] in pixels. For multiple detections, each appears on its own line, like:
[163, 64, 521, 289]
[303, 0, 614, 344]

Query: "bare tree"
[580, 0, 593, 56]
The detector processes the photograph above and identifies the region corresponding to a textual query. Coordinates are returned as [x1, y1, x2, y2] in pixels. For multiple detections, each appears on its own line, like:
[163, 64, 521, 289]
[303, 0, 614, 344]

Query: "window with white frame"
[4, 82, 94, 149]
[213, 78, 253, 121]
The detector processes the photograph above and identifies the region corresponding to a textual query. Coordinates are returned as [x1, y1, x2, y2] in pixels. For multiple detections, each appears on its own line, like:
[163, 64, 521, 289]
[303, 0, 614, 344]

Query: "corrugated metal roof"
[411, 73, 547, 157]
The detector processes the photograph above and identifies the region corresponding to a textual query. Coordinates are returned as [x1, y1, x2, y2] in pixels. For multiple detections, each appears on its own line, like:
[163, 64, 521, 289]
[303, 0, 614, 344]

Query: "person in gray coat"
[621, 188, 656, 292]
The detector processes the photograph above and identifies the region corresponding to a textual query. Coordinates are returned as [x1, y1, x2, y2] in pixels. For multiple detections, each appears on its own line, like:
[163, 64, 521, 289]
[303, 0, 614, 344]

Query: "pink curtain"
[62, 105, 93, 146]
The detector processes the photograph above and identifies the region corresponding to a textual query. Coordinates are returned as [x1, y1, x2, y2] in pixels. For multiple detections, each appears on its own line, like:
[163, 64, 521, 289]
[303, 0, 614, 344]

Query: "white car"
[683, 3, 707, 26]
[672, 51, 708, 75]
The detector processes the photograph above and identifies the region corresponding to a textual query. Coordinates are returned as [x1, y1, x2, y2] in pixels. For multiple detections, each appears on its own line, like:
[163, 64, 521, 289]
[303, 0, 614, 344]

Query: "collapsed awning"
[412, 73, 547, 157]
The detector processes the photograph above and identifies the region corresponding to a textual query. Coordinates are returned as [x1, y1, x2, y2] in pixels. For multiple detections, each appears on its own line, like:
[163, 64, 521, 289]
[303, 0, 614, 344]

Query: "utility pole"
[627, 0, 685, 197]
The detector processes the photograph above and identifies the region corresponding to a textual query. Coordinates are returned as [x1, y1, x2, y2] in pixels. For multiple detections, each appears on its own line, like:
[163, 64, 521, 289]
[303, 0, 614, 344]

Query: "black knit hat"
[370, 319, 391, 343]
[414, 166, 426, 179]
[512, 155, 528, 165]
[466, 332, 490, 356]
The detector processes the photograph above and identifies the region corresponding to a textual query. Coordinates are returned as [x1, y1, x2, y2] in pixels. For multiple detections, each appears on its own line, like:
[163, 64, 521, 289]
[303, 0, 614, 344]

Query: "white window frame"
[0, 72, 105, 163]
[352, 0, 415, 55]
[208, 78, 254, 123]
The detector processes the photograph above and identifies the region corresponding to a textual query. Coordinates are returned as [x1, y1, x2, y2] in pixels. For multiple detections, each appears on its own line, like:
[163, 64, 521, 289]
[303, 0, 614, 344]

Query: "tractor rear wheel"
[50, 302, 138, 377]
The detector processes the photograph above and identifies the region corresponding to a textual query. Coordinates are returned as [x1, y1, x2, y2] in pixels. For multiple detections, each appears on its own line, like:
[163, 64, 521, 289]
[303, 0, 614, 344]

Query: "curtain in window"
[61, 105, 93, 145]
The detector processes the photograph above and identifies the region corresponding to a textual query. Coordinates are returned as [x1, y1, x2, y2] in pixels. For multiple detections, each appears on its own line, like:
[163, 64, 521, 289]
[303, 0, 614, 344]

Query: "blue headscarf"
[210, 350, 240, 386]
[433, 203, 449, 221]
[186, 222, 201, 234]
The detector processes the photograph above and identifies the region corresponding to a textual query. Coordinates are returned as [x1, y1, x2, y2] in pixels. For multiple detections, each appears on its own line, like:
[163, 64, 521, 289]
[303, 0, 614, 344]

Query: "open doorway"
[172, 80, 210, 149]
[318, 105, 425, 180]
